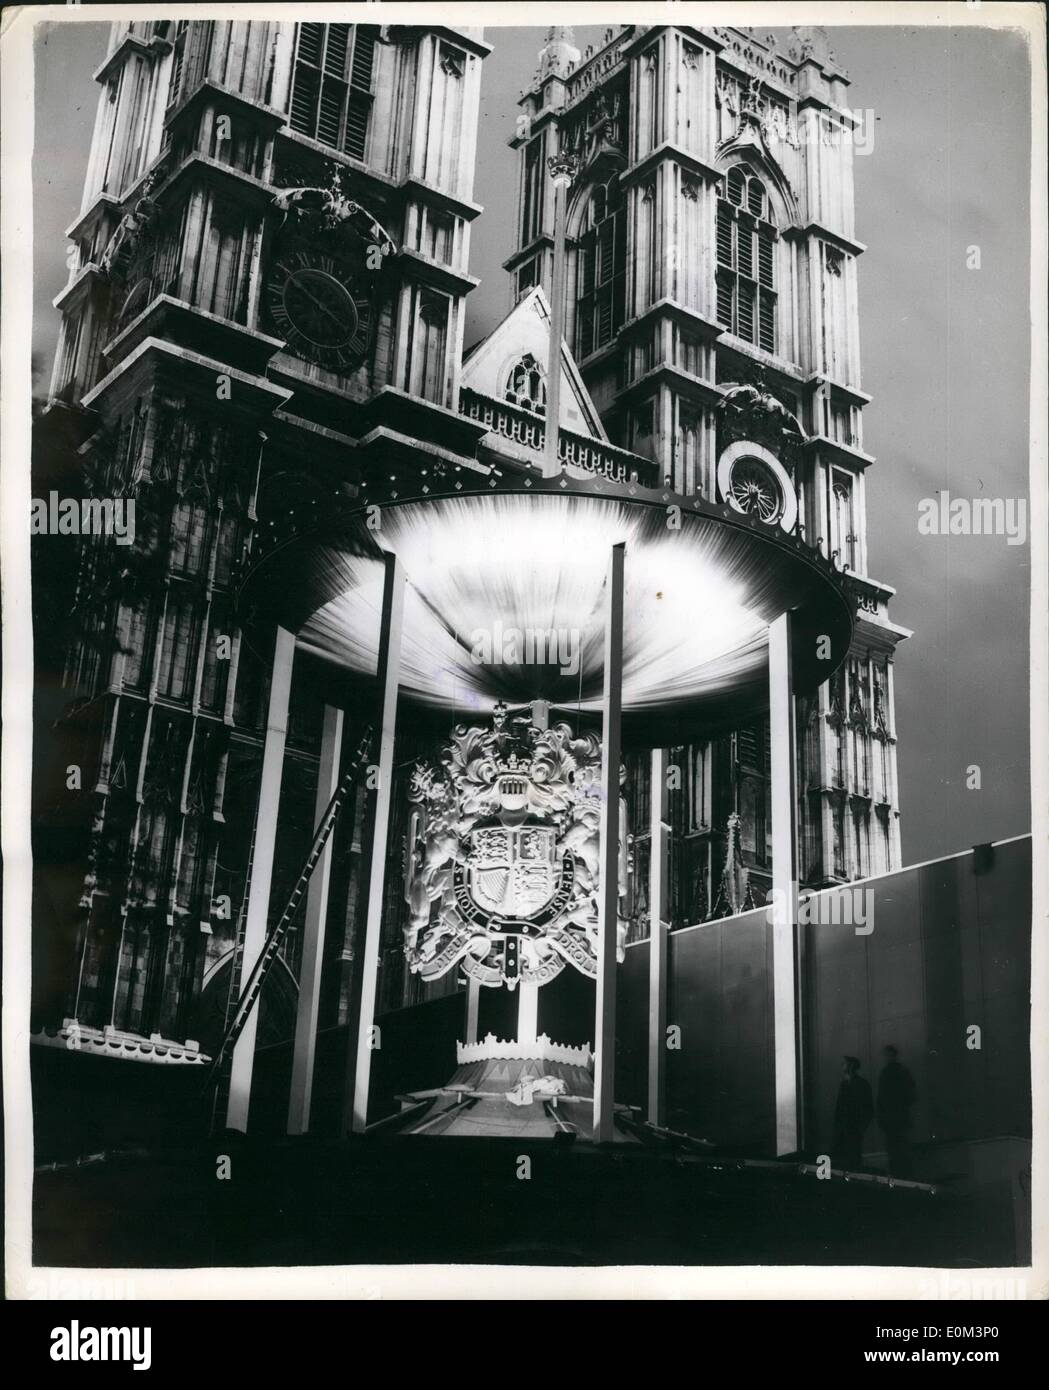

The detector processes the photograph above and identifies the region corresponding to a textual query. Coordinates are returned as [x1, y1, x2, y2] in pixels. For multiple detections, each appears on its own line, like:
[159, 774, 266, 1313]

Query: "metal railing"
[459, 388, 659, 487]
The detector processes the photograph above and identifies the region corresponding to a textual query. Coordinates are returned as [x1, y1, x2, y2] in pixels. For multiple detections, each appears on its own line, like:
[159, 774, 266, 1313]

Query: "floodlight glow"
[247, 487, 851, 730]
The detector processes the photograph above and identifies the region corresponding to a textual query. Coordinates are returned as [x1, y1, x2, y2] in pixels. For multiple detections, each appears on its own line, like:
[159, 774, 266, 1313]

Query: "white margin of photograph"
[2, 0, 1047, 1303]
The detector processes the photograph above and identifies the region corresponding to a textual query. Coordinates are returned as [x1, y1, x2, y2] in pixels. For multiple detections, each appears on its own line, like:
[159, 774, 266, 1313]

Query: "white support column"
[464, 976, 480, 1045]
[287, 703, 344, 1136]
[593, 542, 625, 1143]
[346, 554, 405, 1135]
[769, 611, 804, 1156]
[543, 154, 578, 478]
[226, 625, 295, 1133]
[517, 981, 539, 1046]
[647, 747, 671, 1126]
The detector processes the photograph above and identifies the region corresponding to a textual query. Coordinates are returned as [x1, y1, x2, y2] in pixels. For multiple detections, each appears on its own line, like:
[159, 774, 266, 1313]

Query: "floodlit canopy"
[241, 474, 854, 743]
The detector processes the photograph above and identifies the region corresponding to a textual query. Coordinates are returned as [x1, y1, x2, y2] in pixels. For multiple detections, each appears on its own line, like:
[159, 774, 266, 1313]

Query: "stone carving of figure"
[789, 25, 838, 68]
[99, 174, 162, 279]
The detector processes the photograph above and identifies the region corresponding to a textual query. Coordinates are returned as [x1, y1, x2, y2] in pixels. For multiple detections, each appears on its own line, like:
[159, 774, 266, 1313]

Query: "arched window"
[716, 168, 778, 353]
[832, 472, 856, 570]
[576, 177, 626, 359]
[504, 354, 547, 413]
[413, 291, 449, 404]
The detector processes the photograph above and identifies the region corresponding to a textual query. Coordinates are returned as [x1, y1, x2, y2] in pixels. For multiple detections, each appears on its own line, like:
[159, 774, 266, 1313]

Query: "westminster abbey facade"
[32, 20, 905, 1061]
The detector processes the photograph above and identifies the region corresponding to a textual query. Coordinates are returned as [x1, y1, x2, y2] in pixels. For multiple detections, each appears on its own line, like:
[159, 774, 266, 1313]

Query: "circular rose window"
[717, 441, 798, 533]
[728, 456, 783, 522]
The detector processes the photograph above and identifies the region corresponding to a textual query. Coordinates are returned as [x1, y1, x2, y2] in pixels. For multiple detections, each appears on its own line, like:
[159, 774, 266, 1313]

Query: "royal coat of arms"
[403, 703, 628, 990]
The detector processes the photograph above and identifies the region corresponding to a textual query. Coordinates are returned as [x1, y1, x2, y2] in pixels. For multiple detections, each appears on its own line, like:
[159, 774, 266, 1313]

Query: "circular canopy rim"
[238, 469, 855, 746]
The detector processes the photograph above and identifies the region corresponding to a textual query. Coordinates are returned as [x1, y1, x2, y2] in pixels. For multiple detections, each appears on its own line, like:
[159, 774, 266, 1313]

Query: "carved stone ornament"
[440, 49, 465, 79]
[271, 175, 396, 256]
[712, 812, 755, 917]
[566, 86, 626, 174]
[740, 75, 765, 119]
[403, 705, 629, 991]
[788, 25, 841, 71]
[98, 165, 165, 282]
[547, 151, 581, 185]
[716, 380, 806, 463]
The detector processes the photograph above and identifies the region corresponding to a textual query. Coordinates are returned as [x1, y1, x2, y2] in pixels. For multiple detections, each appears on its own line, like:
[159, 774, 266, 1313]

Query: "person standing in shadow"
[877, 1044, 917, 1178]
[833, 1056, 874, 1171]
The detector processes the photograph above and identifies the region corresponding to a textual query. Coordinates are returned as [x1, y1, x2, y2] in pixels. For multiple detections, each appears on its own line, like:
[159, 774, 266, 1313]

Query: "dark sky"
[31, 20, 1033, 868]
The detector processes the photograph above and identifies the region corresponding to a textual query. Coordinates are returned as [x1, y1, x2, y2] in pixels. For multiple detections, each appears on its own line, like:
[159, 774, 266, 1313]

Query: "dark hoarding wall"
[617, 837, 1031, 1156]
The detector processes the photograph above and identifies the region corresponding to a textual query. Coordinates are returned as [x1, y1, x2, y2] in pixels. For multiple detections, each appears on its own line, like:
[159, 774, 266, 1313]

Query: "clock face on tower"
[264, 248, 374, 372]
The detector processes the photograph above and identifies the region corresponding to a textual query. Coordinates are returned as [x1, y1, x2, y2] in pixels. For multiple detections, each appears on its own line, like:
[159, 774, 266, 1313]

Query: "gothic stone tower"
[34, 18, 489, 1055]
[507, 24, 907, 921]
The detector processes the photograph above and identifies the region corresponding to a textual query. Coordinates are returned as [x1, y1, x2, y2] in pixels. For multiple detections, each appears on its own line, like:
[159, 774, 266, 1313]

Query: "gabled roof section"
[461, 286, 608, 441]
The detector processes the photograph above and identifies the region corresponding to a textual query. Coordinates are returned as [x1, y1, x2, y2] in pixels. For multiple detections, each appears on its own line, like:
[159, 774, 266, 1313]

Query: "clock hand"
[293, 278, 348, 331]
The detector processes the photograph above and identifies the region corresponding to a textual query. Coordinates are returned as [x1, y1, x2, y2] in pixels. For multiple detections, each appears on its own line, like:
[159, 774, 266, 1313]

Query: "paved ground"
[28, 1050, 1026, 1268]
[32, 1132, 1011, 1269]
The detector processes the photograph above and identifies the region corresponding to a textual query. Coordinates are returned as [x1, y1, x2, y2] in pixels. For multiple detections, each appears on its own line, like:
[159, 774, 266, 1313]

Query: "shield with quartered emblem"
[468, 825, 559, 920]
